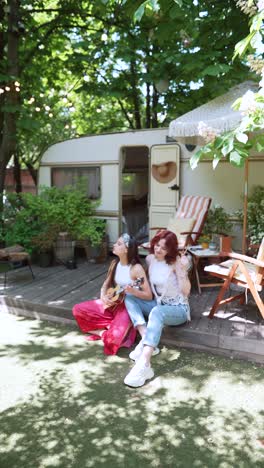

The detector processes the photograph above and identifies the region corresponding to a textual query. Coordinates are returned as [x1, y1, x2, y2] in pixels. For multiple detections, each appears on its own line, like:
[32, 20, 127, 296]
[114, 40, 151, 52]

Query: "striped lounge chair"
[143, 195, 212, 250]
[174, 195, 212, 247]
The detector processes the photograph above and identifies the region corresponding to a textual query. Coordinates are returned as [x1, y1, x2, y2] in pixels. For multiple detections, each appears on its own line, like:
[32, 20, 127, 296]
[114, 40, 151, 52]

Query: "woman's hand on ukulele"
[124, 284, 136, 295]
[101, 293, 114, 307]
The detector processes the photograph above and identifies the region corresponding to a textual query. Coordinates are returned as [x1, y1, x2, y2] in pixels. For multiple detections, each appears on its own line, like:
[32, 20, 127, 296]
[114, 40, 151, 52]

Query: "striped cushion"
[175, 195, 211, 243]
[167, 217, 196, 246]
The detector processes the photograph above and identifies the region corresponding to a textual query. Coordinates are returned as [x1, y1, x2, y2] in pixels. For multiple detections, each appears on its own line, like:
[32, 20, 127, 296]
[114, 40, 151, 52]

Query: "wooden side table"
[188, 247, 224, 294]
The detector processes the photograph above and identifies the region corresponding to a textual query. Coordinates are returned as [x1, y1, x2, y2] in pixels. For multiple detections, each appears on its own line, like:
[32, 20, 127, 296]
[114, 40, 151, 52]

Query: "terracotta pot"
[220, 235, 232, 252]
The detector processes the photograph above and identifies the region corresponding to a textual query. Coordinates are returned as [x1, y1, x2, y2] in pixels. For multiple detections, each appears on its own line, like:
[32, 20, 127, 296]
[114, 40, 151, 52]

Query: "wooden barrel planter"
[54, 233, 75, 264]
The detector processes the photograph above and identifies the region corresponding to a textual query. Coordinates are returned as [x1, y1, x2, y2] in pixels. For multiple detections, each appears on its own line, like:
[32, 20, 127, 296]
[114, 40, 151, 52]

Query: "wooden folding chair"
[204, 238, 264, 319]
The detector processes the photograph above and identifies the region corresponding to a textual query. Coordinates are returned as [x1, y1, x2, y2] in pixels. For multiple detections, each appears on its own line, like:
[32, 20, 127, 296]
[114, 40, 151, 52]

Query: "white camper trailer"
[39, 128, 182, 247]
[39, 127, 264, 249]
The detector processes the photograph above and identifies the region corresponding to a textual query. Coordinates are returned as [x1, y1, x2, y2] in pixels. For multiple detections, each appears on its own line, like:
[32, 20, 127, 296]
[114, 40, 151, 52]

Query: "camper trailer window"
[52, 167, 100, 199]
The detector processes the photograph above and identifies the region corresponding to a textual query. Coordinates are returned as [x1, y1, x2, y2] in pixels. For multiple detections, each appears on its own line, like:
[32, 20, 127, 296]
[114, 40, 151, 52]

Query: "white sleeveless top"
[148, 255, 191, 321]
[150, 260, 173, 295]
[114, 263, 131, 287]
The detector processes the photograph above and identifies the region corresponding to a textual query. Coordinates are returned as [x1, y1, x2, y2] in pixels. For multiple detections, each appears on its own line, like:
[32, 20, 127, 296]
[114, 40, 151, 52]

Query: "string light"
[0, 70, 85, 135]
[0, 81, 80, 132]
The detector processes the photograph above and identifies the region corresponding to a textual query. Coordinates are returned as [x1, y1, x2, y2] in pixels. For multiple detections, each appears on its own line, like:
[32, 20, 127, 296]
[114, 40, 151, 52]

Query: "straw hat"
[151, 161, 177, 184]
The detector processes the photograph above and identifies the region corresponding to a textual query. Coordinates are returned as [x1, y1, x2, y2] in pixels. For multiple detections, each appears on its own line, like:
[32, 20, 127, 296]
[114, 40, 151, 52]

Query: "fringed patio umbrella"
[168, 81, 259, 253]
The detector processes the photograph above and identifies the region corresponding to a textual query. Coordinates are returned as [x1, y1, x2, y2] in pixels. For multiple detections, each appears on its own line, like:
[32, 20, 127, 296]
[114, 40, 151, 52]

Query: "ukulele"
[104, 277, 144, 308]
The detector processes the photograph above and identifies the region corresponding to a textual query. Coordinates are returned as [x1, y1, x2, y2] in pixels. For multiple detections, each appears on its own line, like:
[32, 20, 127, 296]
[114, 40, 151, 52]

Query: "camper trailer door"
[149, 144, 180, 239]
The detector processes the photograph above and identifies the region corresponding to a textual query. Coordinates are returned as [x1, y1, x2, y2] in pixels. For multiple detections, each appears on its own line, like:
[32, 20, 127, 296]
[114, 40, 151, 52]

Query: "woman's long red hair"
[150, 230, 179, 264]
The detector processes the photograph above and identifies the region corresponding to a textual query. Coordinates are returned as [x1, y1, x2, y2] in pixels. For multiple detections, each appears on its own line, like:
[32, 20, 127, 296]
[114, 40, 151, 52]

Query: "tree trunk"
[145, 45, 151, 128]
[24, 160, 38, 186]
[152, 85, 158, 128]
[0, 0, 20, 210]
[14, 153, 22, 193]
[130, 59, 141, 129]
[145, 82, 151, 128]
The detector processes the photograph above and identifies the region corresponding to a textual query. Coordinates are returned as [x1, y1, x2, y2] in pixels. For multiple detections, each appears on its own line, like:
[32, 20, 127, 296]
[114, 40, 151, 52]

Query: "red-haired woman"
[123, 230, 191, 387]
[72, 234, 153, 355]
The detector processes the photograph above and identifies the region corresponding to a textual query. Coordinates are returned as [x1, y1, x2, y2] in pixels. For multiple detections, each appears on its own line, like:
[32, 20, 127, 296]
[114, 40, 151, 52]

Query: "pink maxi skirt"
[72, 299, 136, 355]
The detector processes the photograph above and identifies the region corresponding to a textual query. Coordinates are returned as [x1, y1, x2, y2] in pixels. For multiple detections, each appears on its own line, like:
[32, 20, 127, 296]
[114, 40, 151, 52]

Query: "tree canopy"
[0, 0, 252, 200]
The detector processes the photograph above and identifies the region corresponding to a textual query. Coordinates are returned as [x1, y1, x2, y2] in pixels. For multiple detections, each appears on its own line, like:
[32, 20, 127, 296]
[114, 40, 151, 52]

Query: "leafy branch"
[191, 3, 264, 170]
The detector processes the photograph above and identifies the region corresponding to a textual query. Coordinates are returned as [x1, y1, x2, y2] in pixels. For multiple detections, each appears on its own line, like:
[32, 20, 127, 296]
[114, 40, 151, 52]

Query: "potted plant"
[31, 225, 58, 267]
[198, 234, 211, 249]
[2, 184, 107, 265]
[77, 218, 108, 263]
[201, 206, 233, 251]
[38, 182, 106, 262]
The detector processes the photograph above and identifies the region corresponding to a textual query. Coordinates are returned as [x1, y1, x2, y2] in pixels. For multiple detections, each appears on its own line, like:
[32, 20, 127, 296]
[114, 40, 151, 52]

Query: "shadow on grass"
[2, 319, 263, 387]
[0, 319, 264, 468]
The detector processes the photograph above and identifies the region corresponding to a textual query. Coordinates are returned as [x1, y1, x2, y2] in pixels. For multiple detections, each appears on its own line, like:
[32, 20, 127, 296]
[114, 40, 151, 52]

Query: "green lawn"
[0, 312, 263, 468]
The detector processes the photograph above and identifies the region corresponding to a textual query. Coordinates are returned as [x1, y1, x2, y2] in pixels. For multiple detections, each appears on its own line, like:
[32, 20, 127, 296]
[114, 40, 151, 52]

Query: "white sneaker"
[129, 340, 160, 361]
[124, 360, 154, 387]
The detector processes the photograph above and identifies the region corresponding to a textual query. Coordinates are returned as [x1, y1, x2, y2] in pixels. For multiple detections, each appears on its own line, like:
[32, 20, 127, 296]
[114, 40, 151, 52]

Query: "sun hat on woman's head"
[151, 161, 176, 184]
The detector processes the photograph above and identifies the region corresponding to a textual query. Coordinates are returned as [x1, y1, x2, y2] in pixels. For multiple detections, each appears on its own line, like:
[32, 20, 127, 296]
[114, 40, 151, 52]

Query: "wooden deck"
[0, 258, 263, 363]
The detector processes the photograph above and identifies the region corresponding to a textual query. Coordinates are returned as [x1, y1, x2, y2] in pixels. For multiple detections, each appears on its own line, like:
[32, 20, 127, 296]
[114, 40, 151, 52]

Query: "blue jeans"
[124, 296, 188, 348]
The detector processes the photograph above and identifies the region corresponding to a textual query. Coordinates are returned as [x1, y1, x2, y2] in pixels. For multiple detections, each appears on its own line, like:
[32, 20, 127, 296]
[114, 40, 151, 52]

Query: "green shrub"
[2, 183, 106, 253]
[247, 185, 264, 244]
[203, 206, 232, 237]
[3, 192, 48, 253]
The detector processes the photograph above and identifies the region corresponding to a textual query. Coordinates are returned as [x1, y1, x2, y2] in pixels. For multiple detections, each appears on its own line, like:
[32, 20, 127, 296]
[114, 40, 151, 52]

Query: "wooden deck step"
[0, 258, 263, 364]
